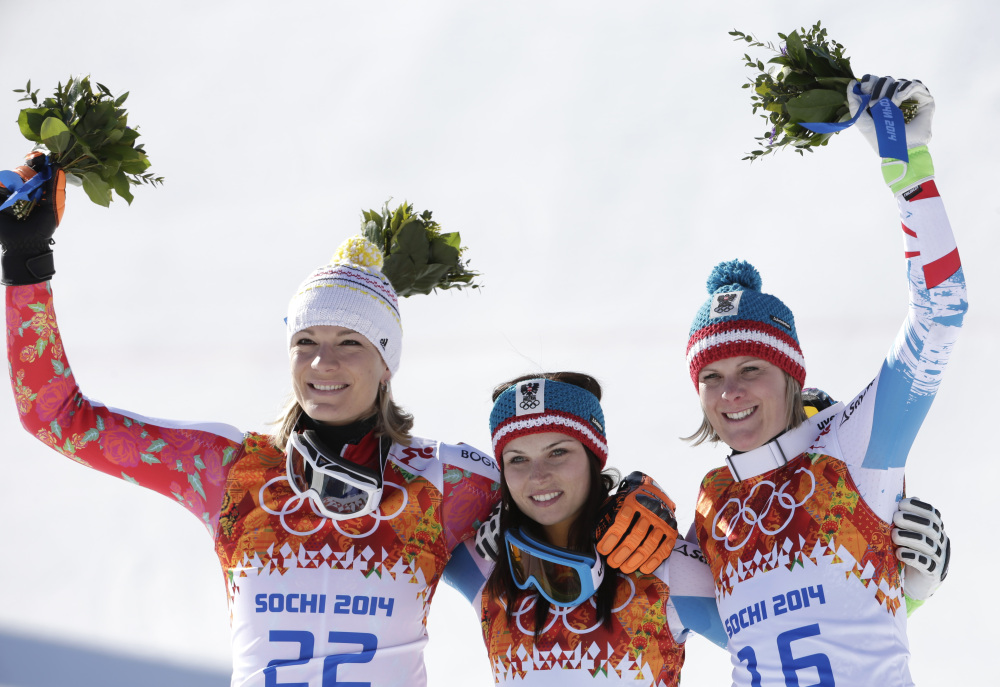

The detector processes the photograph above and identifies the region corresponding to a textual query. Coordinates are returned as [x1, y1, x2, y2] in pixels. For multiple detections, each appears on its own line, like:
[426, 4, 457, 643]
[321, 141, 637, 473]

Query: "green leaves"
[18, 107, 53, 142]
[360, 201, 480, 297]
[785, 89, 845, 122]
[80, 171, 112, 207]
[784, 30, 807, 65]
[13, 76, 163, 210]
[40, 117, 72, 154]
[731, 21, 856, 161]
[111, 171, 134, 204]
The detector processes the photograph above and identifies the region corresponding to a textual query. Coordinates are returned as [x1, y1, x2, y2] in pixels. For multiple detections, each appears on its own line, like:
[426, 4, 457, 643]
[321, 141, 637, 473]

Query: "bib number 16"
[737, 624, 834, 686]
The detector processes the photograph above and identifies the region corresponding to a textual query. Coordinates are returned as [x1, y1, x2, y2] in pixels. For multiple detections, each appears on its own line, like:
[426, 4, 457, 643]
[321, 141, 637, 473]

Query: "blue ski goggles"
[505, 528, 605, 607]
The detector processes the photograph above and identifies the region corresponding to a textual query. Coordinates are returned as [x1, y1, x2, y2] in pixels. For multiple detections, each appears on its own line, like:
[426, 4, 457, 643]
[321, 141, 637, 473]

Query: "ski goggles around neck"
[285, 430, 384, 520]
[505, 527, 605, 607]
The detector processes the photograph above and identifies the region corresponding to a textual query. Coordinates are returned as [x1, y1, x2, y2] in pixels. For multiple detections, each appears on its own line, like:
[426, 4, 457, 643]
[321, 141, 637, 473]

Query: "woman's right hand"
[0, 151, 66, 285]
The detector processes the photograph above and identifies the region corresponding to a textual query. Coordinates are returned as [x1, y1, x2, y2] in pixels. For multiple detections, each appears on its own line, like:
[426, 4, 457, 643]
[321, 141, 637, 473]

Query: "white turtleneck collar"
[724, 403, 844, 482]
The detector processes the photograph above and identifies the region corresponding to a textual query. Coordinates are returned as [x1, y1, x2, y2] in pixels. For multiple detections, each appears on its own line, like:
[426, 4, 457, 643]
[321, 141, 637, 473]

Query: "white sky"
[0, 2, 996, 685]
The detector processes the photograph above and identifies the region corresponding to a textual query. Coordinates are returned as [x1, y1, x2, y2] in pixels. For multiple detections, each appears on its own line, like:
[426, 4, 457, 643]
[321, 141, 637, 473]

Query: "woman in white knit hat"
[0, 181, 501, 686]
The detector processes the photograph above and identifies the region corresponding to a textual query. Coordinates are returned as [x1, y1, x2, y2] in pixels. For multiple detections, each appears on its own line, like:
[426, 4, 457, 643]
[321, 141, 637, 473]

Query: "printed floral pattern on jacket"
[482, 573, 685, 686]
[8, 283, 499, 605]
[695, 450, 902, 614]
[7, 283, 235, 531]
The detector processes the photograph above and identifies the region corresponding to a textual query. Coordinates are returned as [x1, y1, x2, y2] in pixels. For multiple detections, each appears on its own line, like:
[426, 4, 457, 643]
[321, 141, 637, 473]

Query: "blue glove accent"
[0, 162, 52, 212]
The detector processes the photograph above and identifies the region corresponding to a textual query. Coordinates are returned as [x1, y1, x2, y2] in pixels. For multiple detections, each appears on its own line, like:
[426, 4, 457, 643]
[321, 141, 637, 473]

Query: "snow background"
[0, 1, 995, 685]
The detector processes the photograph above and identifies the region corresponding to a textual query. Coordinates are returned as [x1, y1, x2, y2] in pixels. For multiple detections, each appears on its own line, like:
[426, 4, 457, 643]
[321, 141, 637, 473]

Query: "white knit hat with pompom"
[286, 236, 402, 376]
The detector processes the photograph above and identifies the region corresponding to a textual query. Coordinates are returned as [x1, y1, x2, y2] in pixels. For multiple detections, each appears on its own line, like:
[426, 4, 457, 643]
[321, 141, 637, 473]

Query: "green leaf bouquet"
[14, 75, 162, 208]
[731, 21, 918, 162]
[731, 22, 854, 161]
[361, 201, 480, 297]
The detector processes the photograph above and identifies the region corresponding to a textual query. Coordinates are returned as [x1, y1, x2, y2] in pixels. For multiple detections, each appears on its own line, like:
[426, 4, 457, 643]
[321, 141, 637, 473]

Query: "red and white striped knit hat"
[686, 259, 805, 389]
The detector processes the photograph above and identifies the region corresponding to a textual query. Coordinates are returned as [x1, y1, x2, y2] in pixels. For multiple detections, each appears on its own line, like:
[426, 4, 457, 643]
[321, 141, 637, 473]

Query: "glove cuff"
[904, 594, 925, 617]
[1, 247, 55, 285]
[881, 146, 934, 195]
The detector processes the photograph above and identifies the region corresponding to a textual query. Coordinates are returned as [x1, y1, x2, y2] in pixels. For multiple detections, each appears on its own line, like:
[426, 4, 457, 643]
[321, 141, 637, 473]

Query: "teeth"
[725, 408, 754, 420]
[313, 383, 347, 391]
[532, 492, 561, 503]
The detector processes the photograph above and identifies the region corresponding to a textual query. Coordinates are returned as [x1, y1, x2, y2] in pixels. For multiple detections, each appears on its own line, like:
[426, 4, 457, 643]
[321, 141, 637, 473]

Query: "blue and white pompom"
[707, 259, 762, 294]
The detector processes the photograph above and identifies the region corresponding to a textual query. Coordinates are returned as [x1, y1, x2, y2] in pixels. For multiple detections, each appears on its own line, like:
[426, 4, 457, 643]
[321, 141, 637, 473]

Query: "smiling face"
[501, 432, 592, 549]
[290, 325, 390, 426]
[697, 356, 790, 452]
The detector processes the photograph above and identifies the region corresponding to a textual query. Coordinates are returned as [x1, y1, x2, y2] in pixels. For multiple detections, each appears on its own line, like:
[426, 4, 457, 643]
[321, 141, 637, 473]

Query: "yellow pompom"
[332, 236, 384, 270]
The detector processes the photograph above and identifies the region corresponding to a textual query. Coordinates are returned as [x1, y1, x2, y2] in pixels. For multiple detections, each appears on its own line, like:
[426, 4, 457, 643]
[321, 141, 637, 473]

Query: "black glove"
[802, 387, 836, 418]
[0, 152, 66, 285]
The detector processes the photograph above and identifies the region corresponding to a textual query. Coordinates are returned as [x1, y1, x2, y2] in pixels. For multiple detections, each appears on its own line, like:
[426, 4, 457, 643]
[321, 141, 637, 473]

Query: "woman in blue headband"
[447, 371, 727, 686]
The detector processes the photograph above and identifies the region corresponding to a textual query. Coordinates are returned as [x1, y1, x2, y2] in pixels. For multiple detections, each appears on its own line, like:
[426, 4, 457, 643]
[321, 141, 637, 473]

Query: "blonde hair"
[683, 371, 807, 447]
[271, 383, 414, 452]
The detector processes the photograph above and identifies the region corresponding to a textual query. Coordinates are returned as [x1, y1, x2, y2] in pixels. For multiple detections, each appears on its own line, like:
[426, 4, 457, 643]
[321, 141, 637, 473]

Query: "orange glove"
[595, 471, 678, 574]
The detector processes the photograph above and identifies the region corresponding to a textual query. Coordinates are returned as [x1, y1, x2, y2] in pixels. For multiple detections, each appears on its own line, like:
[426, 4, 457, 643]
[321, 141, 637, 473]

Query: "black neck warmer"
[299, 413, 379, 458]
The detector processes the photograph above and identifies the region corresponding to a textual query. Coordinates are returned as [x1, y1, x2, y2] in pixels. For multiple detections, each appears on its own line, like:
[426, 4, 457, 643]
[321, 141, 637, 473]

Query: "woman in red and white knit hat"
[684, 74, 964, 687]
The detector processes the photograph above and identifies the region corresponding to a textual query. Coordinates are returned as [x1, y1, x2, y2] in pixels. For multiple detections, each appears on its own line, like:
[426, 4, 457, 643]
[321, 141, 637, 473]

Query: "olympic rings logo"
[506, 573, 636, 636]
[259, 476, 408, 537]
[711, 468, 816, 551]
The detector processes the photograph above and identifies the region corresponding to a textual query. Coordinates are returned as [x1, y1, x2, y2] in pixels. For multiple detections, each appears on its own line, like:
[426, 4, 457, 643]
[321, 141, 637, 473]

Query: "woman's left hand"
[893, 497, 950, 601]
[596, 472, 678, 575]
[847, 74, 935, 154]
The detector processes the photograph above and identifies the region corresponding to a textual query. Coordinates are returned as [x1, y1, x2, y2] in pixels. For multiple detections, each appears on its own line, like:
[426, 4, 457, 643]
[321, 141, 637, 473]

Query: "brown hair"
[683, 371, 807, 446]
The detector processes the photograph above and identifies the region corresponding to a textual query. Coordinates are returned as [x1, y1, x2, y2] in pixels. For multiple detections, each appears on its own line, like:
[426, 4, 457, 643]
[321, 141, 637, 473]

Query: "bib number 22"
[265, 630, 378, 687]
[737, 624, 834, 686]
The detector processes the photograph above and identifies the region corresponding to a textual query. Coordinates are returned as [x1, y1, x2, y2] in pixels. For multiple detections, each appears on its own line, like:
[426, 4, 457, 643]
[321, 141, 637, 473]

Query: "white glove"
[893, 497, 950, 601]
[847, 74, 935, 154]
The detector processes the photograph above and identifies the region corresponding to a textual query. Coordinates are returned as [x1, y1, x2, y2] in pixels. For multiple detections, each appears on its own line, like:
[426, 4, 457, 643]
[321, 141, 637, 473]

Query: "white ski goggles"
[285, 430, 384, 520]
